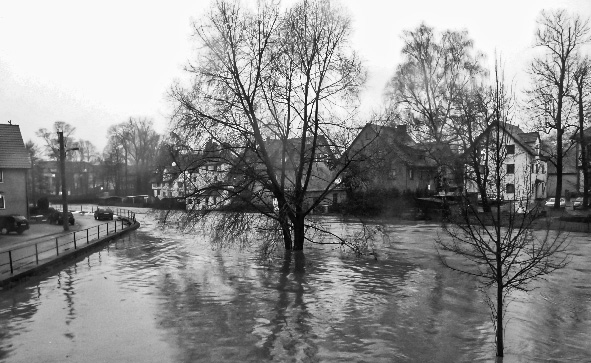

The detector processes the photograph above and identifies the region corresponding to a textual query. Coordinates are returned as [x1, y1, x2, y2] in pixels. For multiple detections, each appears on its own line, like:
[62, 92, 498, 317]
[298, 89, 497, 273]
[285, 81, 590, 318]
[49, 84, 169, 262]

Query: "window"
[408, 168, 414, 180]
[333, 193, 338, 204]
[0, 194, 5, 209]
[506, 145, 515, 154]
[0, 169, 3, 183]
[507, 164, 515, 174]
[506, 184, 515, 193]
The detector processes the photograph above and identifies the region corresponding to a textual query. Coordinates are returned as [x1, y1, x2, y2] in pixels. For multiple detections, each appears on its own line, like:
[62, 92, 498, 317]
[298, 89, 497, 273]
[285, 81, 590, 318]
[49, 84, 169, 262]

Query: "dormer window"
[506, 145, 515, 154]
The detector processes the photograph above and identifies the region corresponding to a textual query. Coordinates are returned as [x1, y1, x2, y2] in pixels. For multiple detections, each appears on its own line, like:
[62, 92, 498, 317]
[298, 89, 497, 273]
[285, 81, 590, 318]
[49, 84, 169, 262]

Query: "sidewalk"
[0, 210, 140, 287]
[0, 211, 93, 254]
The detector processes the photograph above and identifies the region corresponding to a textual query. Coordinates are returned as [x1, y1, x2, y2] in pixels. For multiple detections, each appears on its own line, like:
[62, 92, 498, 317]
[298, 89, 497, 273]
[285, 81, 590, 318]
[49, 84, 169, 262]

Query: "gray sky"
[1, 0, 589, 152]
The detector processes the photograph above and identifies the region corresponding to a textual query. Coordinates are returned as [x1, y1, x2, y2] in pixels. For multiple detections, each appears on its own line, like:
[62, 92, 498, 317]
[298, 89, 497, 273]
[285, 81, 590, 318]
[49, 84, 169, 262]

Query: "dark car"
[48, 211, 75, 225]
[0, 215, 30, 235]
[94, 208, 114, 220]
[573, 197, 588, 210]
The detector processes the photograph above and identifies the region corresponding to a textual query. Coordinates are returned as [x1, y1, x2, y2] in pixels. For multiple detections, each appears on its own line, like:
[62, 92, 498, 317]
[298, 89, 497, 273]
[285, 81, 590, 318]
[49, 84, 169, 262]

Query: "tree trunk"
[555, 127, 563, 208]
[293, 216, 305, 251]
[496, 282, 504, 357]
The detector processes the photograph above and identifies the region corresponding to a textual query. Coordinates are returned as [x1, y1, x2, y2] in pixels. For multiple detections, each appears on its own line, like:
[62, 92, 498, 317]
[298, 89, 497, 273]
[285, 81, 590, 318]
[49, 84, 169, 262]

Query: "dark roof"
[0, 124, 31, 169]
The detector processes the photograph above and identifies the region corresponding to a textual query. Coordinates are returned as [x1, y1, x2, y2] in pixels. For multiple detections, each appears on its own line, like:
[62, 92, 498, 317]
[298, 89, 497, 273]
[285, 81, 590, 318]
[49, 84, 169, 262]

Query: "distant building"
[0, 124, 32, 217]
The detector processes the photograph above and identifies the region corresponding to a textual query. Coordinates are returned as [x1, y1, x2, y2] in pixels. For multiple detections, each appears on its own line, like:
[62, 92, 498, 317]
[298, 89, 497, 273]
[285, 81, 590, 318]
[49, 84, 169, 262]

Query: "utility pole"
[58, 131, 78, 231]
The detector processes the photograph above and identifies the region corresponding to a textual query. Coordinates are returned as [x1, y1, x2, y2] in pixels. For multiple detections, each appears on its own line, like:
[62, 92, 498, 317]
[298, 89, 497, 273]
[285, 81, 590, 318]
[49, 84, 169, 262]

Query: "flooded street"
[1, 211, 590, 362]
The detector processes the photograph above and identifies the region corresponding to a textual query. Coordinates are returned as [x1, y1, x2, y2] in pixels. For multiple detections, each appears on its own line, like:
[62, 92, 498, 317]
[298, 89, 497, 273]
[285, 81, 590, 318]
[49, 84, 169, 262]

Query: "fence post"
[87, 228, 89, 244]
[73, 232, 77, 249]
[55, 237, 59, 256]
[115, 220, 117, 232]
[35, 244, 39, 265]
[107, 223, 109, 235]
[97, 225, 100, 239]
[8, 251, 13, 274]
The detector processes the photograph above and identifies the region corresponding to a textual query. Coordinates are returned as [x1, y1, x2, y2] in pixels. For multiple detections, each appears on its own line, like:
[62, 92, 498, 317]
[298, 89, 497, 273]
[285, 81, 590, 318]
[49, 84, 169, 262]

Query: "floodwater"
[0, 211, 590, 362]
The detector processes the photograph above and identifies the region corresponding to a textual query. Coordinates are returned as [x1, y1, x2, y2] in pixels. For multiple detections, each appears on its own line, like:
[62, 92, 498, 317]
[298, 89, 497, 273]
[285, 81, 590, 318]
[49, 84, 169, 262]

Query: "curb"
[0, 218, 141, 289]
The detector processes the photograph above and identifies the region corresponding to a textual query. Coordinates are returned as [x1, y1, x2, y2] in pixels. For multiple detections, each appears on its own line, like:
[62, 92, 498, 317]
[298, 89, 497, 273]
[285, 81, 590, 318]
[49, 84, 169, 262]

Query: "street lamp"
[58, 131, 79, 231]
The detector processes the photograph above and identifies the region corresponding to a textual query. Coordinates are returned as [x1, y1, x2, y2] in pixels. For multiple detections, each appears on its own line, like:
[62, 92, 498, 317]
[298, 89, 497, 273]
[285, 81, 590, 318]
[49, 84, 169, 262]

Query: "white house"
[465, 123, 547, 206]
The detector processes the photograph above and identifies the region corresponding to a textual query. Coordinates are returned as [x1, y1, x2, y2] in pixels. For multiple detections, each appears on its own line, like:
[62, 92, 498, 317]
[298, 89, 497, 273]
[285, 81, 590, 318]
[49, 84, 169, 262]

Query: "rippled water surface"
[1, 211, 590, 362]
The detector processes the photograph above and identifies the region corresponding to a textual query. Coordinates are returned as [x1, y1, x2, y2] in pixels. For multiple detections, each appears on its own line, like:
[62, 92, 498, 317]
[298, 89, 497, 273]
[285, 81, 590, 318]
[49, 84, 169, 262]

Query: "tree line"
[27, 118, 160, 198]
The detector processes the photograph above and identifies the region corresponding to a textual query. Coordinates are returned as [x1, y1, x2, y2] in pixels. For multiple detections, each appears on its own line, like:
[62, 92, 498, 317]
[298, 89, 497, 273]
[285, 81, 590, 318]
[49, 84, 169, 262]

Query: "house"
[546, 146, 578, 199]
[463, 122, 547, 204]
[36, 160, 100, 197]
[257, 137, 344, 209]
[343, 123, 437, 194]
[0, 124, 32, 217]
[571, 126, 591, 197]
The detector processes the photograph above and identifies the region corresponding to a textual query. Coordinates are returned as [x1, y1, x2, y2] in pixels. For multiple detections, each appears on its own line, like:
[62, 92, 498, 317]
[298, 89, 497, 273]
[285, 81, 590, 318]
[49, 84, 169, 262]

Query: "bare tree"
[170, 0, 365, 251]
[105, 117, 160, 194]
[25, 140, 43, 203]
[35, 121, 77, 160]
[437, 66, 569, 358]
[571, 56, 591, 208]
[527, 9, 590, 208]
[385, 23, 487, 190]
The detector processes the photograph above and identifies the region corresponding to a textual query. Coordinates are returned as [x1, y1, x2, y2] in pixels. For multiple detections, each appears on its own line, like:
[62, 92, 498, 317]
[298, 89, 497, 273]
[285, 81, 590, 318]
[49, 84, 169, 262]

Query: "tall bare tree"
[438, 65, 569, 358]
[385, 23, 487, 189]
[527, 10, 590, 208]
[170, 0, 365, 251]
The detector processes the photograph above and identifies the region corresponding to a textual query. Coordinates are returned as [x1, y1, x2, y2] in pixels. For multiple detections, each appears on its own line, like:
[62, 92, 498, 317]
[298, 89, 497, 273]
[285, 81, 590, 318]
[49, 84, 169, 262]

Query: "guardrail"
[0, 209, 137, 277]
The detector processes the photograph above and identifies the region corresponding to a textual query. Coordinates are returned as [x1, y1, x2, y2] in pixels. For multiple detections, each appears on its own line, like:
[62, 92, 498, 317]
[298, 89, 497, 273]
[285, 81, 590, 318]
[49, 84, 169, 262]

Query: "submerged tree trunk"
[293, 216, 305, 251]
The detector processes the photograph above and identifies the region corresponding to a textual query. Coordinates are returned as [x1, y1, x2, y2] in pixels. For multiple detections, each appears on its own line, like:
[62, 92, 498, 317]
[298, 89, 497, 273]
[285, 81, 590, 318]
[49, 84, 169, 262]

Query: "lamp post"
[58, 131, 79, 231]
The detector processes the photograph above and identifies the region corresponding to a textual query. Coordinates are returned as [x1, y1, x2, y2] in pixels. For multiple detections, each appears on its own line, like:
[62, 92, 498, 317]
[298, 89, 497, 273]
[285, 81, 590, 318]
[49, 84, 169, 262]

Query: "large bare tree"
[170, 0, 365, 251]
[527, 9, 590, 208]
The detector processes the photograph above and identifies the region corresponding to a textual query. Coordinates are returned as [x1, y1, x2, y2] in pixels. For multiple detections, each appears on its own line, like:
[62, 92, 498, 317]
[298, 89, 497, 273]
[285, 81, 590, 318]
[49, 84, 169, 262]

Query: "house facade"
[344, 123, 437, 194]
[0, 124, 31, 217]
[464, 123, 547, 205]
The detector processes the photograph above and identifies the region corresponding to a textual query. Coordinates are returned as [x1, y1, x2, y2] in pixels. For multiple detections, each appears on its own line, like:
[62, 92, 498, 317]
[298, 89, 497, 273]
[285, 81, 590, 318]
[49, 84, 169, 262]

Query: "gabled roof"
[346, 123, 437, 168]
[468, 122, 539, 157]
[0, 124, 31, 169]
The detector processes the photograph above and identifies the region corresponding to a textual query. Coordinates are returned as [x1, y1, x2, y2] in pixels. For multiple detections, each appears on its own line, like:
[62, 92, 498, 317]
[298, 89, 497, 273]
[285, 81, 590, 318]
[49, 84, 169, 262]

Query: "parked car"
[0, 215, 30, 235]
[48, 211, 75, 225]
[94, 208, 114, 220]
[573, 197, 586, 210]
[545, 198, 566, 208]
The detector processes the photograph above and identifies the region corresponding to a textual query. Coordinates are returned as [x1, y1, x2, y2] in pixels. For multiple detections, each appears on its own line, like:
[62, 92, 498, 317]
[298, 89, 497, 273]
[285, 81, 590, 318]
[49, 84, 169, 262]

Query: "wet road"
[0, 211, 590, 362]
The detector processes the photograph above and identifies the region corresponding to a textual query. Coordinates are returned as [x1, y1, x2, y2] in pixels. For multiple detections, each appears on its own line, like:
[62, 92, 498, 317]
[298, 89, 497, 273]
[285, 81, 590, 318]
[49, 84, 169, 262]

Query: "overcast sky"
[1, 0, 589, 152]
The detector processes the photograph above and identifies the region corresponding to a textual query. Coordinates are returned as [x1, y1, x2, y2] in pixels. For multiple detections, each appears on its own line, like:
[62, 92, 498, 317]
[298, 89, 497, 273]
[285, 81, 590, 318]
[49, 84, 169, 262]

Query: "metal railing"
[0, 208, 137, 277]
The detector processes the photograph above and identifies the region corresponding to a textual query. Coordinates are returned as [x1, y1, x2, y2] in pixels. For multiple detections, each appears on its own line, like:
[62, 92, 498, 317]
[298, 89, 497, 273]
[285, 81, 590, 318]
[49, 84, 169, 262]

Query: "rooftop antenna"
[7, 120, 11, 125]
